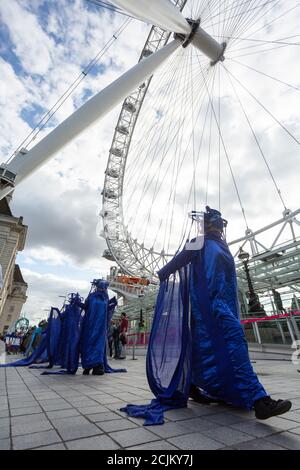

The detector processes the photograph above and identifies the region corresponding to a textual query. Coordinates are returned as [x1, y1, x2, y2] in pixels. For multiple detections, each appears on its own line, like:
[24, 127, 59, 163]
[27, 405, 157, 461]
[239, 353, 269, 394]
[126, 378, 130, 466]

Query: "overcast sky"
[0, 0, 299, 324]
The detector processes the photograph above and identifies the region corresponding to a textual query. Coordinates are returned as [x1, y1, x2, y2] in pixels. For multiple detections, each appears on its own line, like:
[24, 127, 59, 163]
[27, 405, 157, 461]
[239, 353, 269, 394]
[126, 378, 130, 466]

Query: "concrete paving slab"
[167, 433, 225, 450]
[12, 429, 62, 450]
[109, 427, 160, 448]
[66, 435, 120, 450]
[1, 352, 300, 450]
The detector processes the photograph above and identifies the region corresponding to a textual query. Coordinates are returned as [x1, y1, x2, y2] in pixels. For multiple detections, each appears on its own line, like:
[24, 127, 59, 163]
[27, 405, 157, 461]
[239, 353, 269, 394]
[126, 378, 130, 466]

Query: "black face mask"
[204, 206, 227, 234]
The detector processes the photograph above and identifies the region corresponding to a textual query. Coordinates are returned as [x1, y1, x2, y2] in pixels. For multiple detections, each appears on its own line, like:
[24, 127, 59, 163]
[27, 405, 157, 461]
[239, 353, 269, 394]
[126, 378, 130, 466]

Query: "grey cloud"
[12, 184, 107, 266]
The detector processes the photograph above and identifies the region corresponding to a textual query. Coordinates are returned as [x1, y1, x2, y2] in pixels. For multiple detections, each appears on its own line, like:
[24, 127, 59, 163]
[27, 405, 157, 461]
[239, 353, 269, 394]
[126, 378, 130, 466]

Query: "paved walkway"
[1, 345, 300, 450]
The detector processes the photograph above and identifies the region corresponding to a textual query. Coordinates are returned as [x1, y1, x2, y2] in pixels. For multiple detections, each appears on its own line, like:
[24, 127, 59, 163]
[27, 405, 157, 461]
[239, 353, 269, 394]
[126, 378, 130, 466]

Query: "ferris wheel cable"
[218, 63, 221, 211]
[227, 58, 300, 92]
[227, 34, 300, 54]
[123, 52, 209, 216]
[6, 16, 131, 164]
[122, 51, 207, 177]
[160, 50, 193, 249]
[202, 0, 277, 31]
[164, 52, 213, 252]
[163, 46, 205, 250]
[156, 65, 218, 244]
[184, 60, 218, 213]
[128, 64, 215, 246]
[138, 101, 202, 246]
[123, 52, 201, 186]
[139, 50, 192, 245]
[238, 1, 300, 43]
[123, 50, 190, 218]
[129, 63, 213, 214]
[223, 65, 300, 146]
[230, 3, 293, 51]
[196, 55, 249, 230]
[218, 36, 300, 47]
[223, 66, 287, 211]
[201, 0, 219, 38]
[156, 74, 214, 254]
[200, 0, 251, 24]
[205, 98, 214, 205]
[228, 42, 298, 59]
[205, 2, 275, 45]
[190, 49, 197, 213]
[221, 0, 256, 39]
[200, 0, 261, 30]
[223, 0, 271, 46]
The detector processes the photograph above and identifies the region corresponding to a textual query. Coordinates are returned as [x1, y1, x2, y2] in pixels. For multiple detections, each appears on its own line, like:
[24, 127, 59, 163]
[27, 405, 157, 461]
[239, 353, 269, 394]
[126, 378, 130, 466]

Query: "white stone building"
[0, 197, 28, 333]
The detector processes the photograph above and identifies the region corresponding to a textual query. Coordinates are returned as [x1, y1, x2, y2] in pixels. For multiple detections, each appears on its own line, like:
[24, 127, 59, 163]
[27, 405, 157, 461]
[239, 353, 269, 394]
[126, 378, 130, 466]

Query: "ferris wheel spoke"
[222, 64, 300, 146]
[128, 63, 213, 246]
[227, 58, 300, 92]
[110, 0, 191, 34]
[202, 0, 276, 34]
[240, 1, 300, 43]
[123, 52, 195, 192]
[222, 65, 287, 210]
[228, 42, 298, 59]
[124, 51, 190, 223]
[227, 34, 300, 55]
[140, 67, 217, 250]
[124, 53, 208, 218]
[195, 53, 249, 230]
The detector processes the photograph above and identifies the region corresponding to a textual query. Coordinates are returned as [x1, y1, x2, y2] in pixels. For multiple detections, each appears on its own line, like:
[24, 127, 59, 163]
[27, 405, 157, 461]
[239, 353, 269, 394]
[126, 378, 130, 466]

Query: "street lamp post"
[238, 248, 265, 316]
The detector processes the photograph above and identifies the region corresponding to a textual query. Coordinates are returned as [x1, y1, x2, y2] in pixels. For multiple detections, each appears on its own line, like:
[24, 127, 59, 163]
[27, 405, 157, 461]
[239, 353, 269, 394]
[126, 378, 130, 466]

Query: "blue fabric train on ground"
[1, 280, 126, 376]
[121, 206, 292, 425]
[0, 307, 60, 368]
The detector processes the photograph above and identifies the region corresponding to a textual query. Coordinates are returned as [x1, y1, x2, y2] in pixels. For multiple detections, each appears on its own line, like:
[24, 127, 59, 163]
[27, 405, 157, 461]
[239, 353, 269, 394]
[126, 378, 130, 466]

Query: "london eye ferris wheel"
[100, 0, 300, 299]
[0, 0, 299, 300]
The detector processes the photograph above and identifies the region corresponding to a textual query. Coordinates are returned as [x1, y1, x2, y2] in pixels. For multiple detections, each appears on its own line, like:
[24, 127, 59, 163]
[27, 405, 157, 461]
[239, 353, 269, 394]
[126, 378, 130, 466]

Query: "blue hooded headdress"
[121, 207, 267, 425]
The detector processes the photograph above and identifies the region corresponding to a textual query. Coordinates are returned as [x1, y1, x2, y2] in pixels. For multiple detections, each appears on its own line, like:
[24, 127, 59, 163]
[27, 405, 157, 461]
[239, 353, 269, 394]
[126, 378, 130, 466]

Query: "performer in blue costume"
[41, 293, 84, 375]
[81, 279, 126, 375]
[121, 207, 292, 425]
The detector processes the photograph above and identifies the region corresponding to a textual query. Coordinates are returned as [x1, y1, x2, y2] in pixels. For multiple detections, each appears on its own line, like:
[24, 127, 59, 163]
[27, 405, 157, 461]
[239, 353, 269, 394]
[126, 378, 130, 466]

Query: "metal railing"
[242, 311, 300, 347]
[125, 311, 300, 354]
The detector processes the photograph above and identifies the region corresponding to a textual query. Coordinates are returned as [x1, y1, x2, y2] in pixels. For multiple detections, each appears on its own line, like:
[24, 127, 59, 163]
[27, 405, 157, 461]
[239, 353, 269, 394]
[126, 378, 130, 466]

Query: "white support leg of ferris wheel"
[112, 0, 225, 63]
[111, 0, 191, 34]
[0, 39, 181, 201]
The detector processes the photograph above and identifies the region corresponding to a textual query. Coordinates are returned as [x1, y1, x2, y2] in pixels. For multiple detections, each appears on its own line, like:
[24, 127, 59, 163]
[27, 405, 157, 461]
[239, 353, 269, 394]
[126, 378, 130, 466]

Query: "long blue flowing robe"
[81, 290, 108, 370]
[121, 233, 267, 425]
[81, 292, 126, 373]
[41, 294, 84, 375]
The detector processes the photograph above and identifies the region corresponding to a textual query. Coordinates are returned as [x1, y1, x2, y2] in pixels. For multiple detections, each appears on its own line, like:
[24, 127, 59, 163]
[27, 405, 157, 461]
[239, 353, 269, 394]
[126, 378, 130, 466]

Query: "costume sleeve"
[158, 247, 198, 282]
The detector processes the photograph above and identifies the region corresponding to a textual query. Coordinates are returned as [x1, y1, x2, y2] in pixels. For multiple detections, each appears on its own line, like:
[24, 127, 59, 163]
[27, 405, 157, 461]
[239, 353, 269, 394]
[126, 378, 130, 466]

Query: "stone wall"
[0, 197, 28, 333]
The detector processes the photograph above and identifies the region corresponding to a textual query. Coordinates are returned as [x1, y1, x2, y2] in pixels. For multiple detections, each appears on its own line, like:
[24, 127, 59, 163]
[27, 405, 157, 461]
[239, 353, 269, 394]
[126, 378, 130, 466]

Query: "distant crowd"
[0, 320, 48, 355]
[0, 313, 129, 358]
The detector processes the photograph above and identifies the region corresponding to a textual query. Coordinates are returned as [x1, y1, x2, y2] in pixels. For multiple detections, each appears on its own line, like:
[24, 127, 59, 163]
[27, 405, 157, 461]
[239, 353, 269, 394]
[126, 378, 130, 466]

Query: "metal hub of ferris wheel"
[100, 0, 300, 304]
